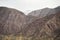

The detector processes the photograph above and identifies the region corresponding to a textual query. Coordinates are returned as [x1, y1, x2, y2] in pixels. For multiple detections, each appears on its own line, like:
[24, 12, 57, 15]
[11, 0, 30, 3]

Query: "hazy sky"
[0, 0, 60, 15]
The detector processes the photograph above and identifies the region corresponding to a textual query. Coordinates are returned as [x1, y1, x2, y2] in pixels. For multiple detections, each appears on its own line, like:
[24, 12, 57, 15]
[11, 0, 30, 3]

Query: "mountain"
[0, 6, 60, 40]
[27, 8, 55, 25]
[22, 7, 60, 40]
[22, 13, 55, 37]
[0, 7, 26, 35]
[28, 8, 55, 18]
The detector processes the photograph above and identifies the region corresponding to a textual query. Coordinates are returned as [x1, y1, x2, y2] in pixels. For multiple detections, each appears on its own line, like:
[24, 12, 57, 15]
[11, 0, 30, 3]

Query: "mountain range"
[0, 6, 60, 40]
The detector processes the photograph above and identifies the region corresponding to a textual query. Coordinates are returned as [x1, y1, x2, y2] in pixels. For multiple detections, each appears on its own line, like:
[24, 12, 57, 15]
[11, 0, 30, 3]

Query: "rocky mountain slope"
[28, 8, 55, 18]
[22, 6, 60, 40]
[0, 7, 26, 35]
[0, 6, 60, 40]
[25, 15, 38, 24]
[26, 8, 56, 25]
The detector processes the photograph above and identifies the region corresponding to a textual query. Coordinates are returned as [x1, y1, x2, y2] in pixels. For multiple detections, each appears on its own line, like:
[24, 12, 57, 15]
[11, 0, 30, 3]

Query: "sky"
[0, 0, 60, 15]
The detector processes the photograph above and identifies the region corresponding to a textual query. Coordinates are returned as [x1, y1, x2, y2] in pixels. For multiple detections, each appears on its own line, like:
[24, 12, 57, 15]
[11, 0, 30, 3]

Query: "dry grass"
[0, 34, 55, 40]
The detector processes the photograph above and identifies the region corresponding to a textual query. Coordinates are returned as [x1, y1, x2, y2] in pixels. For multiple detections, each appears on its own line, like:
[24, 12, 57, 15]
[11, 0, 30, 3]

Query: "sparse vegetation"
[0, 34, 55, 40]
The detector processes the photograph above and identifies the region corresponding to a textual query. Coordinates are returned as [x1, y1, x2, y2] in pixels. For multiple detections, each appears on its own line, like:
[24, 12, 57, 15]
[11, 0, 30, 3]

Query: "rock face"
[27, 8, 56, 25]
[0, 7, 26, 35]
[26, 15, 38, 24]
[23, 13, 55, 36]
[22, 7, 60, 40]
[28, 8, 55, 18]
[53, 6, 60, 40]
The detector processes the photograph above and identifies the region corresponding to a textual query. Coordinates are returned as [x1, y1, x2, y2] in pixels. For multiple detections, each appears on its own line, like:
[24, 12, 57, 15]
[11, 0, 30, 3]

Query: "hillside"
[22, 6, 60, 40]
[0, 7, 26, 35]
[28, 8, 55, 18]
[0, 6, 60, 40]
